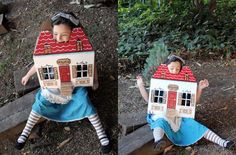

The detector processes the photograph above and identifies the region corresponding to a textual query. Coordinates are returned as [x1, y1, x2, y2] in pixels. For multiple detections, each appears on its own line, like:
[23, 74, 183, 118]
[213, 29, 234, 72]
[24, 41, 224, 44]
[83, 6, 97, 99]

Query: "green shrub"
[142, 40, 170, 83]
[118, 0, 236, 73]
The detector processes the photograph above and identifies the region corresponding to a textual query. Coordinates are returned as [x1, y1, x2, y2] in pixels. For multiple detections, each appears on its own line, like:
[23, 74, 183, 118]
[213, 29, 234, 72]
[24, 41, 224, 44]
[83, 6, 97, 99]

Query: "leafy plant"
[142, 40, 170, 83]
[118, 0, 236, 73]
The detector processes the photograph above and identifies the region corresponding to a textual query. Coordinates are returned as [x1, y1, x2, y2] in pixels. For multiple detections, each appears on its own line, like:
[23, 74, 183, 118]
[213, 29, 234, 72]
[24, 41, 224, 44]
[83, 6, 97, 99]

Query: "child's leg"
[153, 127, 166, 151]
[17, 111, 41, 143]
[88, 114, 109, 146]
[153, 127, 164, 142]
[204, 129, 233, 148]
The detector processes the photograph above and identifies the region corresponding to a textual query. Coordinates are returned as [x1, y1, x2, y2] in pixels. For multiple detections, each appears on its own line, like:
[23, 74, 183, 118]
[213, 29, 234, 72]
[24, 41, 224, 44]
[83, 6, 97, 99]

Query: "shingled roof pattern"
[152, 64, 196, 82]
[34, 27, 93, 55]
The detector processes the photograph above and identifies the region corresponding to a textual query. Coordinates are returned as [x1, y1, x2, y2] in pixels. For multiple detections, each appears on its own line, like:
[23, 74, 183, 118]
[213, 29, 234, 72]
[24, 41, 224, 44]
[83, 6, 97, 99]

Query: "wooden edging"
[0, 89, 38, 135]
[118, 109, 147, 135]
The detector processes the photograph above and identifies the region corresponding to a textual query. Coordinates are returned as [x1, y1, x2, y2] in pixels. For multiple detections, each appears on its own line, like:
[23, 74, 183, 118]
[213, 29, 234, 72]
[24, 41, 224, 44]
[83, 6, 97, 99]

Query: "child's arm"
[196, 79, 209, 103]
[92, 64, 99, 90]
[21, 65, 37, 86]
[137, 75, 149, 103]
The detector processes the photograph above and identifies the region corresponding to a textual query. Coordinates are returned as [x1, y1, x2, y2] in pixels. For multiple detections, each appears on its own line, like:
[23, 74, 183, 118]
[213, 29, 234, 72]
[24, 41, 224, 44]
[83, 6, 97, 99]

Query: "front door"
[59, 66, 71, 82]
[167, 91, 177, 109]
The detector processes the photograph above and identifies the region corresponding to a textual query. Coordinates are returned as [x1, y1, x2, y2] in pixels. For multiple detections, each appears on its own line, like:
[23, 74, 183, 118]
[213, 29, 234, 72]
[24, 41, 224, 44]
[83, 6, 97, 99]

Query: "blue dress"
[32, 87, 96, 122]
[147, 114, 208, 146]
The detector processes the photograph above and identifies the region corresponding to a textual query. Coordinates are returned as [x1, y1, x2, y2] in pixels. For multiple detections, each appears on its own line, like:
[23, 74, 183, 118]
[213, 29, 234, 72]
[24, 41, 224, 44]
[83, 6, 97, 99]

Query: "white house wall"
[33, 51, 94, 89]
[148, 78, 197, 118]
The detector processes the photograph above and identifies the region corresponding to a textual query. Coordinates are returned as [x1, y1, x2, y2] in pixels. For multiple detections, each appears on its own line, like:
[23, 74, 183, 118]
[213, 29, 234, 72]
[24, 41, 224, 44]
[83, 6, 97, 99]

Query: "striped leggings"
[153, 127, 230, 148]
[17, 111, 109, 146]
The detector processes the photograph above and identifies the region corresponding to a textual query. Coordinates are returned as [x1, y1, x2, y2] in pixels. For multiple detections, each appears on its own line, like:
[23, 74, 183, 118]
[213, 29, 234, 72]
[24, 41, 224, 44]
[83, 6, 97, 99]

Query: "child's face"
[53, 24, 72, 43]
[167, 61, 181, 74]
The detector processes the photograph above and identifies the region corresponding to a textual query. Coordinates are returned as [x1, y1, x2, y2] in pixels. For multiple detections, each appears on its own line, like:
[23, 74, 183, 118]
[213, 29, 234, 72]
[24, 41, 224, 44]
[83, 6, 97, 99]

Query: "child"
[137, 55, 234, 151]
[15, 11, 110, 153]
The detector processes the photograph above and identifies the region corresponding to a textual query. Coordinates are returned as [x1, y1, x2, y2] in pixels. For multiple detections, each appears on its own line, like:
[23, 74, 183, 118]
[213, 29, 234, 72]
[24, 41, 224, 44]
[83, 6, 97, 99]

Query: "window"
[77, 40, 83, 51]
[181, 92, 191, 106]
[42, 66, 55, 80]
[76, 64, 88, 78]
[153, 89, 164, 104]
[44, 43, 51, 54]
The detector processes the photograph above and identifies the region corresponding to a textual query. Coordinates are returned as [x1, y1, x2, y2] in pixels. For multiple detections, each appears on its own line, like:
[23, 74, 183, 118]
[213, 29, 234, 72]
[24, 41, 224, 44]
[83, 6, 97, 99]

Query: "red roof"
[34, 27, 93, 55]
[152, 64, 196, 82]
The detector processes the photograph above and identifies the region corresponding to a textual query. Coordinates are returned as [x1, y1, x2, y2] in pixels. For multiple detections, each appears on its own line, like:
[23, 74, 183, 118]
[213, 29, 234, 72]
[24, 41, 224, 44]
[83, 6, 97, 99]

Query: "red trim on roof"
[34, 27, 93, 55]
[152, 64, 196, 82]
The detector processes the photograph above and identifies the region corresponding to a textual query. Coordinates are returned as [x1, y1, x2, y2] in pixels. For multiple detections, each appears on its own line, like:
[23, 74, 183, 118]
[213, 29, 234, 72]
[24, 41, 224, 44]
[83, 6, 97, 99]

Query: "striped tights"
[204, 129, 230, 148]
[152, 128, 231, 148]
[17, 111, 41, 143]
[88, 114, 109, 146]
[153, 127, 164, 142]
[18, 112, 109, 146]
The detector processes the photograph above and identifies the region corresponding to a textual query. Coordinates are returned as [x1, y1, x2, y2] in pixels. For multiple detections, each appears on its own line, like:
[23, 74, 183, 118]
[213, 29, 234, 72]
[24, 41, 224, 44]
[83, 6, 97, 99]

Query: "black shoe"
[154, 139, 167, 151]
[15, 135, 28, 150]
[100, 136, 111, 154]
[225, 141, 235, 149]
[101, 143, 111, 154]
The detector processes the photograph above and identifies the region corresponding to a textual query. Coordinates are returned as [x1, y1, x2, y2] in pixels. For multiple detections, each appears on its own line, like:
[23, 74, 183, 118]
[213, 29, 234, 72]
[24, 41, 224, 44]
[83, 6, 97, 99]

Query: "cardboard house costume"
[148, 64, 197, 118]
[33, 27, 94, 96]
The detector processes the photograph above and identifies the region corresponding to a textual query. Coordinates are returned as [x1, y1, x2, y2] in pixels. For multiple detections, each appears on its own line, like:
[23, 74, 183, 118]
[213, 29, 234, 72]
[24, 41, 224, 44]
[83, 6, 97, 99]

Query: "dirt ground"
[118, 59, 236, 155]
[0, 0, 117, 154]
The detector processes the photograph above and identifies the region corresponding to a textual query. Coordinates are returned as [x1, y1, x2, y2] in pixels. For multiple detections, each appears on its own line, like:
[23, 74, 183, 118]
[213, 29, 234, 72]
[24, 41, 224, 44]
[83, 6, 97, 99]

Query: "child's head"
[164, 55, 185, 74]
[51, 11, 79, 43]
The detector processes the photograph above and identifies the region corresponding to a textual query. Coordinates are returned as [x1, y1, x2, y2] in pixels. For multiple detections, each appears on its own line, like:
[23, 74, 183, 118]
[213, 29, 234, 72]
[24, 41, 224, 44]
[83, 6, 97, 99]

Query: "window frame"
[153, 89, 165, 104]
[42, 65, 55, 80]
[76, 64, 88, 78]
[181, 92, 192, 107]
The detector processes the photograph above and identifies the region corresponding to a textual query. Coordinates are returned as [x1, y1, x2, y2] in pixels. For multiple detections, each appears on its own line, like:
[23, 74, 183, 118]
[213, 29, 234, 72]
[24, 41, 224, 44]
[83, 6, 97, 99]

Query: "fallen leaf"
[57, 137, 72, 149]
[190, 150, 195, 155]
[129, 85, 138, 89]
[23, 151, 30, 155]
[185, 146, 192, 151]
[221, 85, 235, 91]
[64, 127, 71, 131]
[218, 106, 228, 111]
[70, 0, 80, 5]
[216, 120, 224, 124]
[124, 74, 131, 79]
[84, 4, 96, 9]
[130, 78, 137, 81]
[195, 62, 202, 67]
[109, 75, 115, 81]
[163, 145, 173, 153]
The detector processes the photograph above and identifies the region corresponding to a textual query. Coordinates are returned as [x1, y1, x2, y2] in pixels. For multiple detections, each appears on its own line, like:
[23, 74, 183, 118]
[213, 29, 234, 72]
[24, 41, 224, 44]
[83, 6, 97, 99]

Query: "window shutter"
[88, 64, 93, 77]
[151, 90, 155, 103]
[178, 92, 182, 105]
[38, 68, 44, 80]
[72, 65, 77, 78]
[191, 94, 195, 106]
[53, 67, 58, 79]
[162, 91, 167, 104]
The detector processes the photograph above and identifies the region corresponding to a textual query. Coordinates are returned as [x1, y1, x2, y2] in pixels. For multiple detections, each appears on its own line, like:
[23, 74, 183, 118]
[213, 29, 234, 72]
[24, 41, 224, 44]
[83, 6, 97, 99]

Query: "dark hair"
[164, 55, 185, 70]
[51, 11, 80, 29]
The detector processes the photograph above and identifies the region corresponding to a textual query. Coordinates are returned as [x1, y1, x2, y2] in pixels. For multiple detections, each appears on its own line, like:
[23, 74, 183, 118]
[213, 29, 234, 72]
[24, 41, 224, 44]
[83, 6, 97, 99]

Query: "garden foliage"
[118, 0, 236, 74]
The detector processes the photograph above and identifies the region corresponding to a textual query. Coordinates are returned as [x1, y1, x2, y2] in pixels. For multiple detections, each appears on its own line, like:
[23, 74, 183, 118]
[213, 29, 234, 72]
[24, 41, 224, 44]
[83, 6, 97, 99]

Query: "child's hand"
[199, 79, 209, 90]
[136, 75, 145, 87]
[92, 80, 99, 90]
[21, 75, 30, 86]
